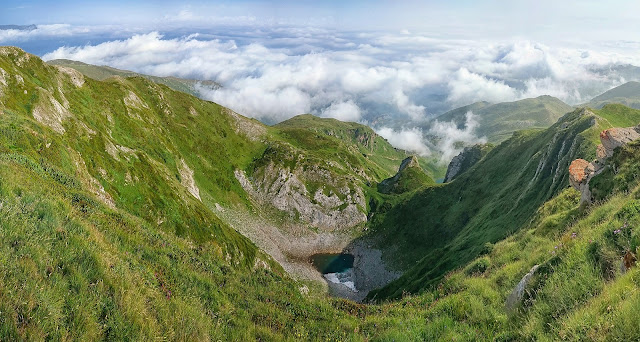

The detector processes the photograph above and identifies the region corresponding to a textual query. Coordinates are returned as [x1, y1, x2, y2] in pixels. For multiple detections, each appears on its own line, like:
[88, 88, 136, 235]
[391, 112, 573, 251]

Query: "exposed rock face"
[569, 159, 595, 204]
[54, 65, 85, 88]
[124, 90, 149, 110]
[400, 155, 419, 170]
[235, 162, 367, 231]
[178, 159, 201, 201]
[378, 156, 417, 189]
[505, 264, 539, 313]
[0, 67, 6, 99]
[68, 149, 116, 209]
[569, 124, 640, 204]
[377, 156, 432, 194]
[32, 87, 72, 134]
[444, 144, 491, 182]
[223, 107, 267, 141]
[598, 127, 640, 161]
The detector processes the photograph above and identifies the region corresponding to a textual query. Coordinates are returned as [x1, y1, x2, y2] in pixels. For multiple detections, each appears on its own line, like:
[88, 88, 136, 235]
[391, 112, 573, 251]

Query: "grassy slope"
[0, 47, 433, 340]
[0, 47, 367, 340]
[359, 140, 640, 340]
[586, 81, 640, 110]
[5, 46, 640, 340]
[368, 106, 640, 300]
[436, 95, 573, 144]
[47, 59, 220, 98]
[274, 114, 433, 179]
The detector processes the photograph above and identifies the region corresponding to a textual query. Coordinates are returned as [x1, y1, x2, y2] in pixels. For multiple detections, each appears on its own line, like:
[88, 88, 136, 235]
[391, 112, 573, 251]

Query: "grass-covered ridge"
[585, 81, 640, 110]
[367, 106, 640, 300]
[47, 59, 221, 98]
[5, 46, 640, 340]
[434, 95, 573, 144]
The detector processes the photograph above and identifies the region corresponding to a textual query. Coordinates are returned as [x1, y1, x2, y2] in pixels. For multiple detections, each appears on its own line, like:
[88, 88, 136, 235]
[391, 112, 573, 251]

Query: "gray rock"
[235, 161, 367, 231]
[444, 144, 491, 183]
[505, 264, 539, 313]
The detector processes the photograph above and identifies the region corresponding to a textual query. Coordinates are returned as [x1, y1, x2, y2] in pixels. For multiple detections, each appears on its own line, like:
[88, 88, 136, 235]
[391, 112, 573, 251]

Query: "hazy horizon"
[2, 0, 640, 157]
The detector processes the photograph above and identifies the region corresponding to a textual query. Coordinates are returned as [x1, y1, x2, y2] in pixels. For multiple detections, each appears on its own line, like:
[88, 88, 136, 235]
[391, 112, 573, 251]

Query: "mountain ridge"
[5, 46, 640, 340]
[47, 58, 221, 99]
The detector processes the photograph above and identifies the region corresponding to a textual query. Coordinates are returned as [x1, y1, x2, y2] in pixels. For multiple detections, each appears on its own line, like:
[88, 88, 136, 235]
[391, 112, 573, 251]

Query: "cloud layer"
[37, 28, 640, 159]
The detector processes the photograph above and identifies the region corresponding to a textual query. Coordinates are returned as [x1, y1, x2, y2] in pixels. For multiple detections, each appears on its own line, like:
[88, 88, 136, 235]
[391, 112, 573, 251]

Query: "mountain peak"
[398, 155, 419, 172]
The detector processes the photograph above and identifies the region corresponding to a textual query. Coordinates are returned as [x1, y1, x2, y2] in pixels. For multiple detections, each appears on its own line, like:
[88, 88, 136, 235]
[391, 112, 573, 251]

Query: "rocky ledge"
[444, 144, 492, 183]
[569, 125, 640, 204]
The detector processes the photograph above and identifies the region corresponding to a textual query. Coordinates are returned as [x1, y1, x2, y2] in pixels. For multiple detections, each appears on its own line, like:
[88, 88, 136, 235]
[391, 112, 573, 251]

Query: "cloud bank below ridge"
[34, 27, 640, 159]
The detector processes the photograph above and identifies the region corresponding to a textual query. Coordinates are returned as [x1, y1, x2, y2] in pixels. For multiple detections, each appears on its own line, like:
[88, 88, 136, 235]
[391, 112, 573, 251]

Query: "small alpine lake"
[311, 253, 354, 274]
[310, 253, 357, 292]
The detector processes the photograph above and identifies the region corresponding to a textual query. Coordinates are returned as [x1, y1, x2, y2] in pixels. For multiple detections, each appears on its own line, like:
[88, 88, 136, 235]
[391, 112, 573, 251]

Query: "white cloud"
[376, 127, 431, 156]
[429, 111, 487, 163]
[35, 28, 640, 162]
[321, 100, 362, 122]
[447, 68, 518, 106]
[0, 24, 91, 42]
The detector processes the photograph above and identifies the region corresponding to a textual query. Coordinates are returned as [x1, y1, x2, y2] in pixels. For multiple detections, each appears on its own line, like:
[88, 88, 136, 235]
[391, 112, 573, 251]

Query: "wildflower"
[571, 232, 577, 238]
[614, 229, 622, 235]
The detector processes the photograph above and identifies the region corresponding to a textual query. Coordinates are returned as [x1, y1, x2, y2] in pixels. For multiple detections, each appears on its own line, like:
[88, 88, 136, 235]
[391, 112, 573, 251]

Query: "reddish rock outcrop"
[569, 124, 640, 204]
[569, 159, 595, 204]
[597, 127, 640, 161]
[568, 159, 590, 186]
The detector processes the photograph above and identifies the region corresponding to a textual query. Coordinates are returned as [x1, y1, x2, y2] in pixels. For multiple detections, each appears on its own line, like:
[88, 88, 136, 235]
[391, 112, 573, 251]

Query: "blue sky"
[4, 0, 640, 41]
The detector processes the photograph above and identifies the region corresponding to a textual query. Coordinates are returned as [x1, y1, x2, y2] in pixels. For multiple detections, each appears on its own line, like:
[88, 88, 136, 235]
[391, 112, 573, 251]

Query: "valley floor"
[212, 204, 401, 301]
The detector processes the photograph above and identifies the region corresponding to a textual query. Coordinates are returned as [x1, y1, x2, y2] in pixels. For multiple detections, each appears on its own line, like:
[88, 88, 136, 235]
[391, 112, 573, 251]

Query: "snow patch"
[324, 269, 358, 292]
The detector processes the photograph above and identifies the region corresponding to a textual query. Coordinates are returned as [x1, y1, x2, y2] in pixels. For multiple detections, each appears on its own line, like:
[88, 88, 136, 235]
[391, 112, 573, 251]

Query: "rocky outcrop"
[569, 124, 640, 204]
[378, 156, 418, 190]
[223, 108, 267, 141]
[569, 159, 596, 204]
[32, 87, 72, 134]
[444, 144, 492, 182]
[235, 162, 367, 231]
[505, 264, 539, 313]
[597, 127, 640, 161]
[378, 156, 432, 194]
[178, 159, 201, 201]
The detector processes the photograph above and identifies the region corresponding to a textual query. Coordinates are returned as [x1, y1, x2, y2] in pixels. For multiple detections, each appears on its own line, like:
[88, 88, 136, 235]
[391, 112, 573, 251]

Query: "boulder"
[505, 264, 540, 313]
[569, 124, 640, 204]
[600, 127, 640, 156]
[569, 159, 595, 204]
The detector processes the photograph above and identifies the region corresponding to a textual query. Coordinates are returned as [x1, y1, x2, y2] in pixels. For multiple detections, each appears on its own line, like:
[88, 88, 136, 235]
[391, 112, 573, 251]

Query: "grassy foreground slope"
[361, 138, 640, 340]
[368, 105, 640, 300]
[3, 46, 640, 341]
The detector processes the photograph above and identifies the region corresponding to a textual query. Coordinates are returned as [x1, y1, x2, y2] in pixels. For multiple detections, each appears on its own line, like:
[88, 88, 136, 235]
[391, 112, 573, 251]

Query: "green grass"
[433, 95, 573, 144]
[367, 107, 636, 300]
[5, 46, 640, 341]
[47, 59, 221, 97]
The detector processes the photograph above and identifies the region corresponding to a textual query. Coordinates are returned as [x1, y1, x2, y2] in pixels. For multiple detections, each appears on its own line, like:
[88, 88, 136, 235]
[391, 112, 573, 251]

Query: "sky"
[2, 0, 640, 160]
